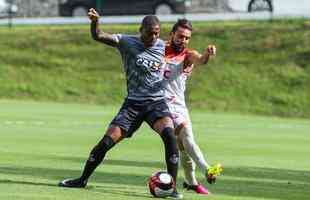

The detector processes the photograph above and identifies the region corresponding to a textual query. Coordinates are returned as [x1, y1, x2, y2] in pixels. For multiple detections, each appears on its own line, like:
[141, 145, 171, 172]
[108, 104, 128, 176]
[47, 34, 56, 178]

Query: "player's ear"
[168, 32, 174, 41]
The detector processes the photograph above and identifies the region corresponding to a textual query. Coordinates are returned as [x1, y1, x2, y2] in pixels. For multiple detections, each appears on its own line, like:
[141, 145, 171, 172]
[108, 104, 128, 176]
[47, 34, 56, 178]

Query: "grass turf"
[0, 100, 309, 200]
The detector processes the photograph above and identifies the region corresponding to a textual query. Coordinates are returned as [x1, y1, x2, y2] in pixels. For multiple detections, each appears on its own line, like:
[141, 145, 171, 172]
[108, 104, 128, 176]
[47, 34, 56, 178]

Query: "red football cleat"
[183, 182, 209, 195]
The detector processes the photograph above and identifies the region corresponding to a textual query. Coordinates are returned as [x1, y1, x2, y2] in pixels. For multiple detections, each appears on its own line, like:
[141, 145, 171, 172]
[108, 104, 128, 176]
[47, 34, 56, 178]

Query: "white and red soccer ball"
[148, 171, 175, 198]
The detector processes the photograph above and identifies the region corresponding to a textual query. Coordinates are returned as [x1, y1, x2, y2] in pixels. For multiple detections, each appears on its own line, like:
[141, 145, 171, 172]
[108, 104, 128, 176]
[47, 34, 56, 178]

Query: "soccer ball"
[148, 171, 175, 198]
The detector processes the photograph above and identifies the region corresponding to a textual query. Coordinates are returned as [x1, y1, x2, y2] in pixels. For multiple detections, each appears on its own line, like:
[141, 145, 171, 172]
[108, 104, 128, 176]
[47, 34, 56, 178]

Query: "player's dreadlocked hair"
[171, 18, 193, 32]
[141, 15, 160, 29]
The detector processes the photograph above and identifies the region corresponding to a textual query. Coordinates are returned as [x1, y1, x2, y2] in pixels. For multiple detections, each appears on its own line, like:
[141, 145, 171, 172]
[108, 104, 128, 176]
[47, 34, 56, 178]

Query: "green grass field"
[0, 100, 309, 200]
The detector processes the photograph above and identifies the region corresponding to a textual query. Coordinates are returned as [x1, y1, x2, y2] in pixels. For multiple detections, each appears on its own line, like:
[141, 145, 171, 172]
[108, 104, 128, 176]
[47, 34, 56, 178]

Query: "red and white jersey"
[163, 45, 191, 108]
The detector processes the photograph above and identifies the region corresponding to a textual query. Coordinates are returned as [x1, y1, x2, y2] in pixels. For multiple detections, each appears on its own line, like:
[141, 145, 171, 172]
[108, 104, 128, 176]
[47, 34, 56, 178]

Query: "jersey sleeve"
[111, 34, 122, 43]
[113, 34, 131, 54]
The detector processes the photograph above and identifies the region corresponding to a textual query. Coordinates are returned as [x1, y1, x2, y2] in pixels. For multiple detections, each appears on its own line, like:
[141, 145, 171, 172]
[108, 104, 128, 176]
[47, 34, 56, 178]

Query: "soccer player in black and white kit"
[58, 8, 182, 199]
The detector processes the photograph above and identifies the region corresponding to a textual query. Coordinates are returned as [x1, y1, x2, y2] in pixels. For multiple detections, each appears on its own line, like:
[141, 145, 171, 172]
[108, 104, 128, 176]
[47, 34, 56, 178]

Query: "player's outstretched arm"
[188, 45, 216, 66]
[88, 8, 119, 47]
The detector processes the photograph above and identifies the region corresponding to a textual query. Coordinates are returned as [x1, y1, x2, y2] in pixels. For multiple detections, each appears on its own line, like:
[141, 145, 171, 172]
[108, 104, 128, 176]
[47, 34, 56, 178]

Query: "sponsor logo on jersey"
[164, 69, 172, 79]
[136, 58, 162, 72]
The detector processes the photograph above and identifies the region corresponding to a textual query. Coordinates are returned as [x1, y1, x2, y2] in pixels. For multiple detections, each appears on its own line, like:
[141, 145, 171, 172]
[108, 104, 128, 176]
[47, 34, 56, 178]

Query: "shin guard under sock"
[160, 127, 179, 183]
[80, 135, 115, 182]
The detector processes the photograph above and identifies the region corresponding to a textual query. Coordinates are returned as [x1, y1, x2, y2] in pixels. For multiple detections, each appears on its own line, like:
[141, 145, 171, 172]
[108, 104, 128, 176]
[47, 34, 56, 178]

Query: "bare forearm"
[90, 20, 100, 40]
[197, 53, 210, 65]
[90, 21, 118, 46]
[188, 51, 210, 66]
[192, 45, 216, 65]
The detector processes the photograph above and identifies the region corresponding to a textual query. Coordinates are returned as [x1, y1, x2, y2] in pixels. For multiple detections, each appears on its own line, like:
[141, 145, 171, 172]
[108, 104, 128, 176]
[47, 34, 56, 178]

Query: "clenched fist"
[88, 8, 100, 22]
[206, 45, 216, 56]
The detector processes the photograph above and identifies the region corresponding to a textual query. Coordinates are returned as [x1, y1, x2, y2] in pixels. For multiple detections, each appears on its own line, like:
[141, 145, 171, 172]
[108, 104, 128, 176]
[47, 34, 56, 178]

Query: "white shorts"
[168, 102, 192, 130]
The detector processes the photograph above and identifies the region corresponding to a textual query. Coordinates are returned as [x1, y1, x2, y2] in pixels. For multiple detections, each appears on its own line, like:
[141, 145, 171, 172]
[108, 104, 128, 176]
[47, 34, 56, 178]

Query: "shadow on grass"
[34, 154, 165, 169]
[88, 185, 153, 199]
[222, 166, 310, 184]
[0, 166, 148, 186]
[0, 163, 309, 200]
[209, 166, 310, 200]
[56, 156, 165, 169]
[0, 177, 151, 199]
[0, 179, 57, 187]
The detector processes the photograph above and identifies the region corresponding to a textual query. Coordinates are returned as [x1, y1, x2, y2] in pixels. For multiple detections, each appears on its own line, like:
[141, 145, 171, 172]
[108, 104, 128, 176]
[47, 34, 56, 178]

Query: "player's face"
[171, 27, 192, 50]
[140, 25, 160, 48]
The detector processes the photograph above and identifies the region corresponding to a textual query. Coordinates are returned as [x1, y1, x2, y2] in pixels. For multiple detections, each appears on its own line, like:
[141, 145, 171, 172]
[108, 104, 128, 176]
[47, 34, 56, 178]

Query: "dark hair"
[141, 15, 160, 29]
[171, 18, 193, 32]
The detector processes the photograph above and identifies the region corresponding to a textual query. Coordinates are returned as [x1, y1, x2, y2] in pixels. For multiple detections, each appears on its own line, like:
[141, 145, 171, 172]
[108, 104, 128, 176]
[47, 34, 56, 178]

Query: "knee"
[160, 127, 176, 144]
[153, 117, 174, 133]
[106, 125, 123, 143]
[179, 126, 193, 140]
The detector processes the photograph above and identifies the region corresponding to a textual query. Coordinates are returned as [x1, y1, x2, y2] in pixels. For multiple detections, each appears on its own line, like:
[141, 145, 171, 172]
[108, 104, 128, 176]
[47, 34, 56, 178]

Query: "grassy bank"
[0, 20, 310, 117]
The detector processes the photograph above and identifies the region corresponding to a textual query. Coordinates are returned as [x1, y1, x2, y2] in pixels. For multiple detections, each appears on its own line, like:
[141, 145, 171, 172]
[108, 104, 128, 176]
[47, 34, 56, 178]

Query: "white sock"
[180, 150, 198, 186]
[179, 126, 210, 175]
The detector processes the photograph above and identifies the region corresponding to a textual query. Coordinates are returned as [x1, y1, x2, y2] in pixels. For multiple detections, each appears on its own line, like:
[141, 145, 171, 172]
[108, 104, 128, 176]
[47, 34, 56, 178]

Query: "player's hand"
[183, 63, 194, 74]
[206, 45, 216, 56]
[88, 8, 100, 22]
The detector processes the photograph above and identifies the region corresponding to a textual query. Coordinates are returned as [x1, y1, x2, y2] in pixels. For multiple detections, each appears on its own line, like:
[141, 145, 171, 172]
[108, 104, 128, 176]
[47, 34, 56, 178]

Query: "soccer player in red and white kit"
[163, 19, 220, 195]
